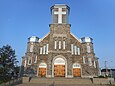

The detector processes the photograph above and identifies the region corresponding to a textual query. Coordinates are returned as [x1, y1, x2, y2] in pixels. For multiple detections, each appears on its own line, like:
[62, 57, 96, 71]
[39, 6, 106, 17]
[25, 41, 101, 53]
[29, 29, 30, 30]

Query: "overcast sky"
[0, 0, 115, 69]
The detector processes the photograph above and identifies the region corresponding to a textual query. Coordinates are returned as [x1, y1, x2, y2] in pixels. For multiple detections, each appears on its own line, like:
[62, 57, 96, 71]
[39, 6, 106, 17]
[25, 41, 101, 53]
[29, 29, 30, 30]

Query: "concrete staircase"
[30, 78, 92, 84]
[14, 77, 110, 86]
[15, 83, 109, 86]
[28, 78, 93, 84]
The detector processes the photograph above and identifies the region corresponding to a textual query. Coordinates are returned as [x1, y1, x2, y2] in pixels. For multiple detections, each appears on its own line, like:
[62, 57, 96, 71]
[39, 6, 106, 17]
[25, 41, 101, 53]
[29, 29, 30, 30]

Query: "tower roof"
[28, 36, 39, 42]
[81, 37, 93, 43]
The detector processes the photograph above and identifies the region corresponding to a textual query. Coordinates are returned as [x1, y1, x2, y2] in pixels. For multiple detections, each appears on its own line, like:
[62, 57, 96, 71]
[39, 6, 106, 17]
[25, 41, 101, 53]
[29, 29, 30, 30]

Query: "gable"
[70, 32, 81, 43]
[39, 32, 50, 43]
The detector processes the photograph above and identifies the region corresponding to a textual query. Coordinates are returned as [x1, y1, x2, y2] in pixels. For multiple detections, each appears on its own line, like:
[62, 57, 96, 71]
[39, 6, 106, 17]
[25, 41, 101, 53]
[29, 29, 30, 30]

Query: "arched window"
[40, 47, 43, 54]
[59, 41, 61, 49]
[73, 63, 81, 68]
[63, 41, 66, 49]
[54, 41, 57, 49]
[54, 58, 65, 65]
[34, 56, 37, 63]
[94, 61, 96, 68]
[88, 58, 92, 66]
[87, 45, 91, 53]
[28, 57, 32, 65]
[78, 47, 80, 55]
[30, 44, 34, 52]
[83, 56, 86, 64]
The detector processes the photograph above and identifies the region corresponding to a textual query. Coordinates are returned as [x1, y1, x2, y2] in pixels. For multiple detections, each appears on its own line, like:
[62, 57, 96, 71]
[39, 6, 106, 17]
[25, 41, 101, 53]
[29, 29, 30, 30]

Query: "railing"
[0, 77, 22, 86]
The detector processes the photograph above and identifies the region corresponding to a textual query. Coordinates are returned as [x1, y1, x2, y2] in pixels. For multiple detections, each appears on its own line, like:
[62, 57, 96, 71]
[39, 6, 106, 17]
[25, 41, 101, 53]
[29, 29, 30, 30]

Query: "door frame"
[37, 62, 47, 77]
[52, 55, 67, 77]
[72, 63, 82, 77]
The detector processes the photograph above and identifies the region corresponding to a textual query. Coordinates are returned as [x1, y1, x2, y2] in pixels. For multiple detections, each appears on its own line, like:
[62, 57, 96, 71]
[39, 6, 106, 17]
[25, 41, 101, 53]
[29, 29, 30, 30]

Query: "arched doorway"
[52, 56, 67, 77]
[38, 62, 47, 77]
[73, 63, 81, 77]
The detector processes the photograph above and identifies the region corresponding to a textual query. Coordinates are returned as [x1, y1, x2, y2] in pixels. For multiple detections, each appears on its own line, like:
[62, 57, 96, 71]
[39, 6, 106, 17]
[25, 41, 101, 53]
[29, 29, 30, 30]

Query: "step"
[23, 77, 92, 84]
[15, 83, 109, 86]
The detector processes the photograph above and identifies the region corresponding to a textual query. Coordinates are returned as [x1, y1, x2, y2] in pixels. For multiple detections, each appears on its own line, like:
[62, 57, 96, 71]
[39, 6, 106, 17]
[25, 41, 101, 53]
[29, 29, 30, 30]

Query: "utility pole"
[110, 61, 112, 78]
[105, 61, 108, 77]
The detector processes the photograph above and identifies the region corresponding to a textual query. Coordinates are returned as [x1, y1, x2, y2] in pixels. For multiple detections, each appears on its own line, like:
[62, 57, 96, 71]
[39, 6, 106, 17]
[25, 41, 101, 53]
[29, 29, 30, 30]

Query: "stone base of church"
[66, 75, 73, 78]
[81, 76, 94, 78]
[24, 55, 99, 79]
[45, 75, 73, 78]
[46, 75, 52, 78]
[44, 74, 94, 78]
[44, 74, 96, 78]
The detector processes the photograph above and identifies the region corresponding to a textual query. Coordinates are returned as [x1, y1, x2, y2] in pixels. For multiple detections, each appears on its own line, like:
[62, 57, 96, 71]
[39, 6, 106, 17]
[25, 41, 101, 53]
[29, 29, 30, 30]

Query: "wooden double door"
[73, 68, 81, 77]
[39, 68, 46, 77]
[54, 65, 65, 77]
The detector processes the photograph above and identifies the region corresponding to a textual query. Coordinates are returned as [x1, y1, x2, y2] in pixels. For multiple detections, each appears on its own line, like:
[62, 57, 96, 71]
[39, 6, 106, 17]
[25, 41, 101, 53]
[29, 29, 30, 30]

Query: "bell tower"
[51, 4, 70, 24]
[49, 4, 71, 52]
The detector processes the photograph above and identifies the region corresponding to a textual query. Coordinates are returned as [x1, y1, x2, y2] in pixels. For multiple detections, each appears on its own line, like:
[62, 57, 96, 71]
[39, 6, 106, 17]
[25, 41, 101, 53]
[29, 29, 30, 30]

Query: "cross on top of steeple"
[51, 4, 70, 24]
[54, 7, 66, 23]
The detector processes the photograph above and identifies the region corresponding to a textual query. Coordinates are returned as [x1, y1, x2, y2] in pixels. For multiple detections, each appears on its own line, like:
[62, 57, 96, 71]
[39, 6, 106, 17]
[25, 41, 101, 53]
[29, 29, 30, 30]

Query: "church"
[22, 4, 99, 78]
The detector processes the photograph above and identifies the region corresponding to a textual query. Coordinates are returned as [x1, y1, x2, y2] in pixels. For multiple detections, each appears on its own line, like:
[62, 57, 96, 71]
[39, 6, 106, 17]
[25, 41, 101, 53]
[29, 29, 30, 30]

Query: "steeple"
[51, 4, 70, 24]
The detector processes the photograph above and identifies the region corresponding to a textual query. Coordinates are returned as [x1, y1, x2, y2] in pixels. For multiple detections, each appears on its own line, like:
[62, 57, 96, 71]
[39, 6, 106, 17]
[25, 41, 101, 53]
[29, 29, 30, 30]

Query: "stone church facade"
[22, 4, 99, 78]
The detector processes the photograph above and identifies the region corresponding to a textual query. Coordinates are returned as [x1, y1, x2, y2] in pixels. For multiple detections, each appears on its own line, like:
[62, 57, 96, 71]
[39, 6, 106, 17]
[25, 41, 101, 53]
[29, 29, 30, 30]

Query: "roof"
[70, 32, 81, 43]
[38, 32, 50, 42]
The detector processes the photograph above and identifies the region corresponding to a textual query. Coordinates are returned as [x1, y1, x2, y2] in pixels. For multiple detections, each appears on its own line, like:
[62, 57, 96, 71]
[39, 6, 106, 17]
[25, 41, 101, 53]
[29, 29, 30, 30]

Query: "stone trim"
[81, 76, 93, 78]
[48, 50, 71, 53]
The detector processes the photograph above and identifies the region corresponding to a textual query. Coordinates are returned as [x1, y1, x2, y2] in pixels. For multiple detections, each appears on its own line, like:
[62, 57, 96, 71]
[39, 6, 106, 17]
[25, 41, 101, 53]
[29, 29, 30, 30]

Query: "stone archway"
[38, 62, 47, 77]
[73, 63, 81, 77]
[52, 55, 67, 77]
